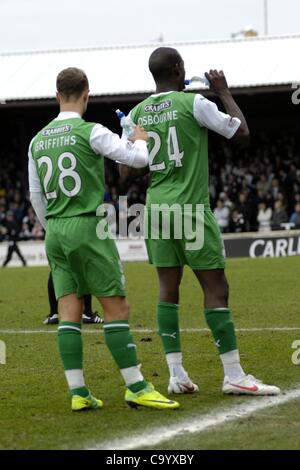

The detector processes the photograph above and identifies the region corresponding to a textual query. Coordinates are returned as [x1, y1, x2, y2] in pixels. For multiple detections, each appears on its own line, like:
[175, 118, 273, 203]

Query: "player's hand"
[129, 126, 149, 143]
[205, 69, 230, 95]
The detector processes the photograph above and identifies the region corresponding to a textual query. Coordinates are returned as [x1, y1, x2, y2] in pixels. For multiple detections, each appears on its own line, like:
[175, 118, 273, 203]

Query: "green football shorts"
[46, 216, 125, 299]
[144, 207, 225, 269]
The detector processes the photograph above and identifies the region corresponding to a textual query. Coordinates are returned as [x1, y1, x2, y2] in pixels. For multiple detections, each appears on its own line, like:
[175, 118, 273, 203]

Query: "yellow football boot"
[71, 393, 103, 411]
[125, 383, 180, 410]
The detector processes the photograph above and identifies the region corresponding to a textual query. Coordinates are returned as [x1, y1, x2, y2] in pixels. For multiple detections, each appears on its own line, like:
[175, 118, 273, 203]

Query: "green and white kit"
[29, 112, 147, 298]
[130, 91, 240, 269]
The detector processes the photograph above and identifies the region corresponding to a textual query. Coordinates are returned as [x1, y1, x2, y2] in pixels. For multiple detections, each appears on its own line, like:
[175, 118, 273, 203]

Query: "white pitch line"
[1, 327, 300, 334]
[90, 386, 300, 450]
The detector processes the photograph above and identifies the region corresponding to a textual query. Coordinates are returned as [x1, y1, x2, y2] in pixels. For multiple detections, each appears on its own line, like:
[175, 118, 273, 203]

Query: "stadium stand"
[0, 35, 299, 241]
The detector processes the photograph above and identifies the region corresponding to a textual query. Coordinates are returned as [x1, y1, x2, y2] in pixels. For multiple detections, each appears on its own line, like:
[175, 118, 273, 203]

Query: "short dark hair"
[148, 47, 182, 82]
[56, 67, 89, 100]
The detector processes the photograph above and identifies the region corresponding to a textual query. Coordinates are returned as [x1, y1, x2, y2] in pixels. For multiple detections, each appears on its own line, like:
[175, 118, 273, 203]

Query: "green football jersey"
[130, 91, 209, 208]
[30, 117, 104, 219]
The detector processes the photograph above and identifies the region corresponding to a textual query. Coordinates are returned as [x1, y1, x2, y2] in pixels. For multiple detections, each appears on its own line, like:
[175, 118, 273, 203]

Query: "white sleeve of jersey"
[28, 139, 47, 228]
[30, 192, 47, 229]
[90, 124, 148, 168]
[28, 139, 42, 192]
[193, 94, 241, 139]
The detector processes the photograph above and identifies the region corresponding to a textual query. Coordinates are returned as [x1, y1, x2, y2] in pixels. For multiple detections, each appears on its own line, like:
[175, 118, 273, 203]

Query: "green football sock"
[204, 307, 237, 355]
[157, 302, 181, 354]
[57, 321, 89, 397]
[104, 320, 147, 392]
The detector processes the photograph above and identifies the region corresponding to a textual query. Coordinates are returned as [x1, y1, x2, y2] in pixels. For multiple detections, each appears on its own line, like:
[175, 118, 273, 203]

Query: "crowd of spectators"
[209, 131, 300, 232]
[0, 153, 44, 243]
[0, 130, 299, 242]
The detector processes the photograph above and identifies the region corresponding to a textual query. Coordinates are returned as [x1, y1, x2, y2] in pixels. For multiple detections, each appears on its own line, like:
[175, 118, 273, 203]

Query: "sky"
[0, 0, 299, 53]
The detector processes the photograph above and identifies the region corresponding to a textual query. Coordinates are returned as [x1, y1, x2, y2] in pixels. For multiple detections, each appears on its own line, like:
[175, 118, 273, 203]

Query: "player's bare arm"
[205, 69, 250, 142]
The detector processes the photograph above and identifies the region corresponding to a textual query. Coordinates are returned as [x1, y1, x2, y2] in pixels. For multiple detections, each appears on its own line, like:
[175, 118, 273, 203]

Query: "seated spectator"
[20, 222, 32, 241]
[236, 192, 255, 231]
[256, 174, 269, 196]
[271, 200, 288, 230]
[31, 222, 44, 240]
[213, 200, 230, 233]
[228, 209, 246, 233]
[257, 202, 272, 232]
[289, 203, 300, 228]
[0, 224, 7, 242]
[219, 192, 233, 209]
[270, 178, 281, 200]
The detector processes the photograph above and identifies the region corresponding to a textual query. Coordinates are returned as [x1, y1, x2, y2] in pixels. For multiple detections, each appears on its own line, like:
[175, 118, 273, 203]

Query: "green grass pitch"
[0, 257, 300, 450]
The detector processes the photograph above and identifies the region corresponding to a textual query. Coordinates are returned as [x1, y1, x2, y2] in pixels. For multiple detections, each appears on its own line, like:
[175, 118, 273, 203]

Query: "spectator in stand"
[276, 191, 286, 207]
[31, 221, 44, 240]
[0, 224, 6, 242]
[256, 174, 269, 197]
[257, 202, 272, 232]
[236, 192, 254, 231]
[226, 174, 240, 202]
[209, 174, 218, 201]
[19, 207, 44, 241]
[20, 207, 37, 239]
[0, 204, 6, 224]
[289, 203, 300, 228]
[213, 199, 230, 233]
[22, 207, 36, 229]
[219, 191, 233, 210]
[270, 178, 281, 201]
[228, 209, 246, 233]
[271, 200, 288, 230]
[292, 193, 300, 208]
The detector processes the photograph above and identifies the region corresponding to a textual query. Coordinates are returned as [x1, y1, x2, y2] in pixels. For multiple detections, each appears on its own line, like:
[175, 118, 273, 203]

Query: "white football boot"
[222, 374, 280, 396]
[168, 375, 199, 394]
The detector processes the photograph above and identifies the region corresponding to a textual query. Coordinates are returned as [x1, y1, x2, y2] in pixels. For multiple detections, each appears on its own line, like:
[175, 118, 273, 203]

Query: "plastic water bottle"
[115, 109, 136, 137]
[184, 76, 210, 87]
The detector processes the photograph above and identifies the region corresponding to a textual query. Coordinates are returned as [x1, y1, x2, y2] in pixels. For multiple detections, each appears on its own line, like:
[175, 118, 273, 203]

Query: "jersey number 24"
[149, 126, 184, 171]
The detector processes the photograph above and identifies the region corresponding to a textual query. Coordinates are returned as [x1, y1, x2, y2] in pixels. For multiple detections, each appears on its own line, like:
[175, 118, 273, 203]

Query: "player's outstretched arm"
[90, 124, 149, 168]
[205, 69, 250, 143]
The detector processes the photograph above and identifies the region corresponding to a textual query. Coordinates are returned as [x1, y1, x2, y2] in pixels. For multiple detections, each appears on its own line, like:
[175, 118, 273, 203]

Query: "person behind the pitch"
[2, 211, 27, 267]
[44, 272, 102, 324]
[28, 67, 179, 411]
[120, 47, 280, 396]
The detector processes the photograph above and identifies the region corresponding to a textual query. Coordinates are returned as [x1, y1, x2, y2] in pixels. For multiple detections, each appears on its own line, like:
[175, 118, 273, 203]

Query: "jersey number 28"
[37, 152, 81, 199]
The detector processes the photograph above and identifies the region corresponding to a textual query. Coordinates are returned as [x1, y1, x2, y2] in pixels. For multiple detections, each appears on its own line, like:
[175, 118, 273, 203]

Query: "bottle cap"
[115, 109, 124, 118]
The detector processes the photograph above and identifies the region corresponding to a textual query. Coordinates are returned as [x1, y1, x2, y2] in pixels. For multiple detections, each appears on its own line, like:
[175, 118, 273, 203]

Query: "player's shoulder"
[74, 119, 101, 139]
[176, 91, 197, 103]
[171, 92, 199, 117]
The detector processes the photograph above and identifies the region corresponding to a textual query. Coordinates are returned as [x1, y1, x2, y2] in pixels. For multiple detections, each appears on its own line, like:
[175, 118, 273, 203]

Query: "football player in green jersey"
[120, 47, 280, 396]
[28, 67, 179, 411]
